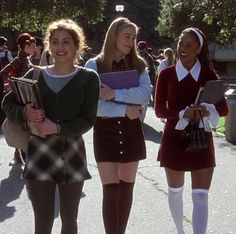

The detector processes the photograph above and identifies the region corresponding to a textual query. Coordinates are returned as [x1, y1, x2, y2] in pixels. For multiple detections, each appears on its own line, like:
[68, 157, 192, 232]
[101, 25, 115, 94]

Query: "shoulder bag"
[2, 66, 41, 151]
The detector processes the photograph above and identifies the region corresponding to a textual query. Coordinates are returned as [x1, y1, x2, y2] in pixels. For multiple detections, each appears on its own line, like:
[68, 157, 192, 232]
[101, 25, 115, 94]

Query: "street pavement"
[0, 107, 236, 234]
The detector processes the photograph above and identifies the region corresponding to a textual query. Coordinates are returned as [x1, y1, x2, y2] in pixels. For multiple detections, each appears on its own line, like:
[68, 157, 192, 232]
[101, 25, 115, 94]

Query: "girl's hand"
[198, 104, 210, 118]
[100, 83, 115, 100]
[126, 105, 143, 120]
[34, 118, 59, 136]
[25, 103, 45, 123]
[184, 105, 210, 120]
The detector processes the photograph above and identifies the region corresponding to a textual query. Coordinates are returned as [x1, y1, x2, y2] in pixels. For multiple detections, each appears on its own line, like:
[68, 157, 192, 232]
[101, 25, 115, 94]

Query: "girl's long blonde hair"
[97, 17, 146, 74]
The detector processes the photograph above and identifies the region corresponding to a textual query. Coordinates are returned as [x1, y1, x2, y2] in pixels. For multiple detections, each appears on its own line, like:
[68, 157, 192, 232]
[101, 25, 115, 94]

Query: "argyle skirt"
[23, 135, 91, 184]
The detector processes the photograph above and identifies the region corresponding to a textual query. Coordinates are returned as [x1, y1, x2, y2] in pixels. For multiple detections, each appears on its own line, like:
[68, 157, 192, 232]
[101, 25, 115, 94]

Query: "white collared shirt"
[175, 59, 201, 82]
[174, 59, 220, 132]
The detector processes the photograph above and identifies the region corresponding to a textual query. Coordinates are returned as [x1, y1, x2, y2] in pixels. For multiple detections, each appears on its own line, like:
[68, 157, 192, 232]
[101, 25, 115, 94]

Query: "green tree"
[157, 0, 236, 44]
[91, 0, 160, 49]
[0, 0, 106, 32]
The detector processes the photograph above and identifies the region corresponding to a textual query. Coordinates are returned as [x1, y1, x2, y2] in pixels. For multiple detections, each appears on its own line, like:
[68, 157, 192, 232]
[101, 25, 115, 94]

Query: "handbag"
[1, 66, 41, 151]
[182, 110, 208, 152]
[2, 119, 29, 151]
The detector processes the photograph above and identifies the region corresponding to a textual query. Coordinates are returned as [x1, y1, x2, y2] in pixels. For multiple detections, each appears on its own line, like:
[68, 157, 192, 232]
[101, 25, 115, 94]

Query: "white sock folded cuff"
[168, 186, 184, 193]
[192, 189, 208, 195]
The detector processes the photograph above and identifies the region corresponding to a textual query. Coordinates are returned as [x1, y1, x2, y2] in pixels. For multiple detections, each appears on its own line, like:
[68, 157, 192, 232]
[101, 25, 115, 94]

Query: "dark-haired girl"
[154, 28, 228, 234]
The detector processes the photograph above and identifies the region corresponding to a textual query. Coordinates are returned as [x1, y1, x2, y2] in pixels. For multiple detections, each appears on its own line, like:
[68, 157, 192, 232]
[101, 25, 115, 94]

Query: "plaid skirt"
[93, 117, 146, 163]
[23, 135, 91, 184]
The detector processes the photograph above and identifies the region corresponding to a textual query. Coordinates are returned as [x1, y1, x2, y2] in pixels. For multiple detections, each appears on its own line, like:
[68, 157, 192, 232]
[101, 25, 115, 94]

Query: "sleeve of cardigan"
[59, 70, 100, 137]
[1, 91, 26, 123]
[154, 69, 179, 120]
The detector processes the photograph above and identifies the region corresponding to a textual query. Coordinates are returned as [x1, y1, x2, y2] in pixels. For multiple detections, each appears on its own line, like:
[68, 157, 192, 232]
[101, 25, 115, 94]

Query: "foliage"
[0, 0, 160, 51]
[0, 0, 107, 32]
[212, 117, 225, 135]
[92, 0, 160, 48]
[157, 0, 236, 44]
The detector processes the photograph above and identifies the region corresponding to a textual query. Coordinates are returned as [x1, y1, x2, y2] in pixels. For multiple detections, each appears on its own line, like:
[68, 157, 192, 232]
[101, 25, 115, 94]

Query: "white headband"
[184, 28, 204, 48]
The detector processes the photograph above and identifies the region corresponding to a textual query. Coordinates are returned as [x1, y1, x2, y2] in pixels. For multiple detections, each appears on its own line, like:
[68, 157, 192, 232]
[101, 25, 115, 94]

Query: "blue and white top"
[85, 57, 152, 117]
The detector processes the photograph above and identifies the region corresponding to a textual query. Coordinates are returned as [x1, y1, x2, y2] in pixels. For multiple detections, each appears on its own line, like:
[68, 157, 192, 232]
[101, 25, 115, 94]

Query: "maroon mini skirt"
[93, 117, 146, 163]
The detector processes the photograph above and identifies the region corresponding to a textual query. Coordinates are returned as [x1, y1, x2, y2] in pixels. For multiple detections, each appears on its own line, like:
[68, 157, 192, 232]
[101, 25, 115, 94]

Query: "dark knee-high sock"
[118, 180, 135, 234]
[102, 183, 119, 234]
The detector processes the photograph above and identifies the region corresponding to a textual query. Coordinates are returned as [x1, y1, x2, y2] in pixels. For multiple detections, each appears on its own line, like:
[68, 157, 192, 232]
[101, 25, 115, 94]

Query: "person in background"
[137, 41, 156, 89]
[154, 27, 228, 234]
[157, 48, 176, 123]
[82, 46, 96, 63]
[147, 47, 159, 69]
[0, 32, 36, 166]
[0, 36, 13, 125]
[156, 48, 165, 61]
[158, 47, 175, 74]
[31, 36, 44, 65]
[39, 47, 54, 66]
[85, 17, 152, 234]
[137, 41, 155, 119]
[2, 18, 99, 234]
[0, 36, 13, 69]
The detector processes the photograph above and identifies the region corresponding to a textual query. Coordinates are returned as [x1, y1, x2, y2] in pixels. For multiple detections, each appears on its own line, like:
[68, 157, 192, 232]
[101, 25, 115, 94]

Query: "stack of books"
[9, 76, 44, 136]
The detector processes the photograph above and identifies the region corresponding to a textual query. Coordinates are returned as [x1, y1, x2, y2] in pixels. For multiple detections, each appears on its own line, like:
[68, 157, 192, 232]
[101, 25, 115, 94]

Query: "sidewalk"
[0, 107, 236, 233]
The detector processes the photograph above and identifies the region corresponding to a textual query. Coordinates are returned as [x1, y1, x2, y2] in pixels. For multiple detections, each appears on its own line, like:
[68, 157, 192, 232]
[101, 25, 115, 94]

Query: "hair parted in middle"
[179, 27, 215, 73]
[44, 18, 86, 53]
[97, 17, 146, 73]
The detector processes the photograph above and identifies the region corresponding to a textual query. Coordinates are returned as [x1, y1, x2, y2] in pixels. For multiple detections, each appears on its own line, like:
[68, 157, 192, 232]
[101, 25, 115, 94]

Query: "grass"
[212, 117, 225, 135]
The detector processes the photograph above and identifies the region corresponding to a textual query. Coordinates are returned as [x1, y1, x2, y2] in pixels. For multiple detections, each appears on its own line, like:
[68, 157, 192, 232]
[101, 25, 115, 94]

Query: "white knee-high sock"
[168, 186, 185, 234]
[192, 189, 209, 234]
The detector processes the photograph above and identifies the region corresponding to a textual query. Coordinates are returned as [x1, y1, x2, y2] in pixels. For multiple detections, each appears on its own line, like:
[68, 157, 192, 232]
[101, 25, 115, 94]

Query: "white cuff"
[199, 102, 220, 131]
[175, 107, 189, 130]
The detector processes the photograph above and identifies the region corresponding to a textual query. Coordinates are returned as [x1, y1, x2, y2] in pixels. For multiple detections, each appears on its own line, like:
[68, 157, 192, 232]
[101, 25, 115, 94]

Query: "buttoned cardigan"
[2, 67, 100, 137]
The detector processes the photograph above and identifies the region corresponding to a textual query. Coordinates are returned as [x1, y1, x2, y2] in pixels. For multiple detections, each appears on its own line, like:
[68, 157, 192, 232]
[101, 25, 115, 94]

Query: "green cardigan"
[2, 67, 100, 137]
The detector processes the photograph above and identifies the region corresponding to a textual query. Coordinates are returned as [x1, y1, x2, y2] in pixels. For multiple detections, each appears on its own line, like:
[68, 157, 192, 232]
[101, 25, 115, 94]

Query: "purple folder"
[99, 70, 139, 89]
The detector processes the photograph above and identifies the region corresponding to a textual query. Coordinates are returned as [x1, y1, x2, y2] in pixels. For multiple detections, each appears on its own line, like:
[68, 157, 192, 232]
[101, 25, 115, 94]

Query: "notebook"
[195, 80, 228, 105]
[9, 76, 44, 136]
[99, 69, 139, 89]
[9, 77, 43, 108]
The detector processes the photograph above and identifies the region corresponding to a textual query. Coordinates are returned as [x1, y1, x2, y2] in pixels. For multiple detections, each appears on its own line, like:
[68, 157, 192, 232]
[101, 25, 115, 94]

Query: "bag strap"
[46, 51, 50, 65]
[32, 66, 41, 81]
[197, 110, 206, 129]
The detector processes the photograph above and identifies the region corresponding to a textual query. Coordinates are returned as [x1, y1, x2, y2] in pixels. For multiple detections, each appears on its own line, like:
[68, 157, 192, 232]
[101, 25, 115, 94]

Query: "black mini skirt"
[93, 117, 146, 163]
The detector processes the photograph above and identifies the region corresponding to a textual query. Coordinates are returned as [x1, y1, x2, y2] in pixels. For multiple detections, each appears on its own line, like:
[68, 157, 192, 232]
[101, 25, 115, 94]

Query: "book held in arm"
[195, 80, 228, 105]
[99, 69, 141, 106]
[9, 76, 44, 137]
[99, 69, 139, 89]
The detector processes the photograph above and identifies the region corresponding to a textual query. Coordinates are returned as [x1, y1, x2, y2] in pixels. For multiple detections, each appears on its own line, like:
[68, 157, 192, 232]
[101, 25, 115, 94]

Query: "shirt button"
[120, 141, 123, 144]
[120, 151, 123, 155]
[119, 131, 122, 134]
[117, 121, 121, 124]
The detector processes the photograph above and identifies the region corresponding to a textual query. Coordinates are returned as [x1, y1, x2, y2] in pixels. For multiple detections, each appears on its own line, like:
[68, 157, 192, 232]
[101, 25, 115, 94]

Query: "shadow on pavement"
[143, 122, 162, 144]
[0, 166, 25, 222]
